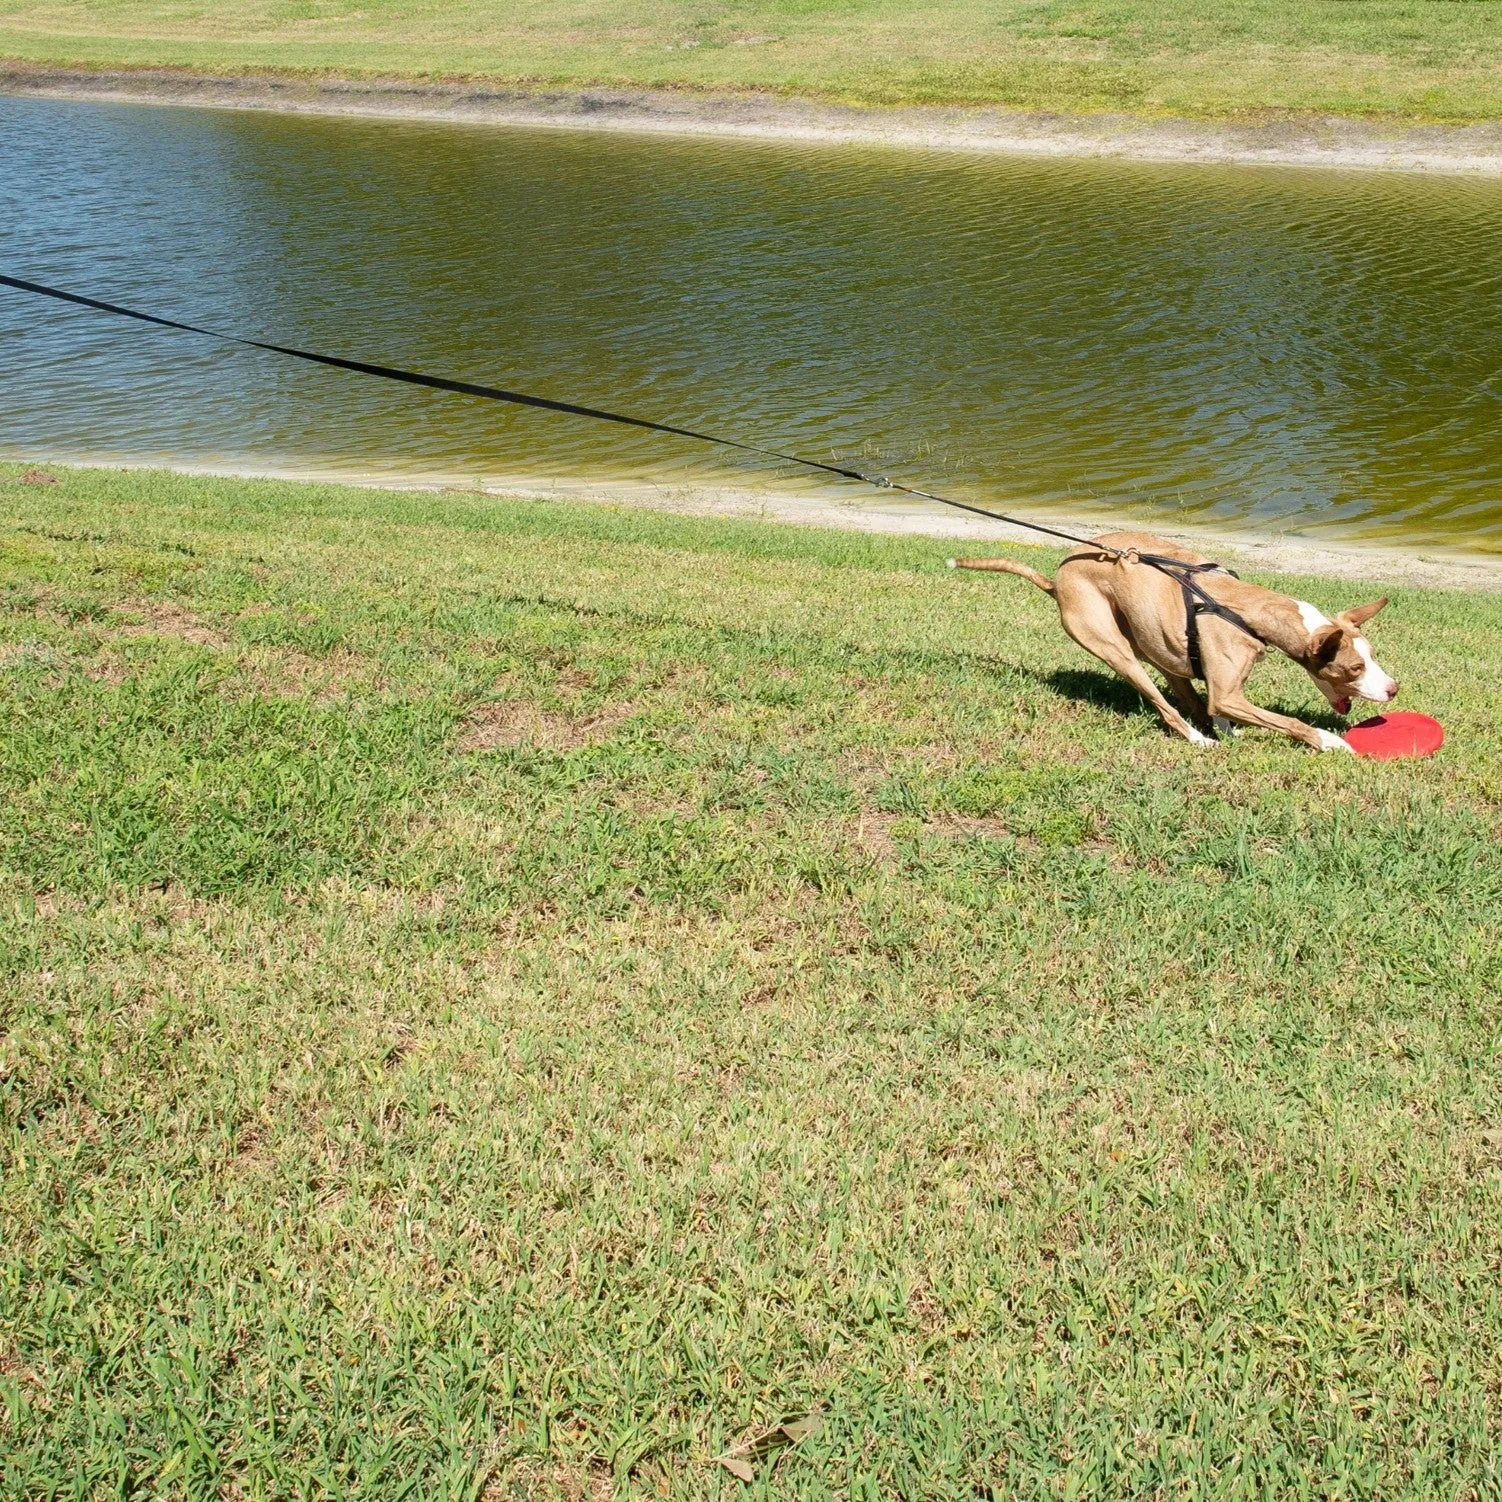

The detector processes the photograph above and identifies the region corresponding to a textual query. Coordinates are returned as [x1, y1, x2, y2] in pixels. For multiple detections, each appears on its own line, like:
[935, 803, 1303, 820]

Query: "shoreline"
[15, 456, 1502, 593]
[5, 64, 1502, 174]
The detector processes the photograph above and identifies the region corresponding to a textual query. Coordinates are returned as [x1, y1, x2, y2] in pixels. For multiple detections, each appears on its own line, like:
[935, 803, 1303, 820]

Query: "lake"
[2, 94, 1499, 549]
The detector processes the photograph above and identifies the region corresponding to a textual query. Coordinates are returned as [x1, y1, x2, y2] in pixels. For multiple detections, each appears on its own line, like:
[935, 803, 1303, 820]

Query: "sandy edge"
[15, 455, 1501, 593]
[5, 64, 1502, 174]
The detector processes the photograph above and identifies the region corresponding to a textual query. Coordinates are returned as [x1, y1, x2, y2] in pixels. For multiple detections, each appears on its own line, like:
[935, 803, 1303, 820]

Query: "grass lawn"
[2, 0, 1502, 120]
[3, 461, 1502, 1497]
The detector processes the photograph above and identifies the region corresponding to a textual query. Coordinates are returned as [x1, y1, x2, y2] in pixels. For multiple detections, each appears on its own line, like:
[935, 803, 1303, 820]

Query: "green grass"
[3, 0, 1502, 120]
[4, 461, 1502, 1498]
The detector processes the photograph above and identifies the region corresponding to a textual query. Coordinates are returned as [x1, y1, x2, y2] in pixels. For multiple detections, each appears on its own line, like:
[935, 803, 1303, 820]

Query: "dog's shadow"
[1045, 667, 1157, 722]
[1043, 667, 1350, 734]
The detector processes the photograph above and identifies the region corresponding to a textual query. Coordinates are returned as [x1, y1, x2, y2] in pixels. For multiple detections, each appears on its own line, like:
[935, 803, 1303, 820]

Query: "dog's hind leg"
[1164, 673, 1216, 736]
[1062, 606, 1213, 746]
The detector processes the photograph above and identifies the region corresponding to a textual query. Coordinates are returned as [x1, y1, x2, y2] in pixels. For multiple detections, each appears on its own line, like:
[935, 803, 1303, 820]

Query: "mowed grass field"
[4, 462, 1502, 1497]
[2, 0, 1502, 119]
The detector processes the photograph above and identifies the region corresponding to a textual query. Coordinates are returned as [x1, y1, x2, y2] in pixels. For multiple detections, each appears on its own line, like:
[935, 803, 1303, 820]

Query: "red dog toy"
[1344, 711, 1444, 760]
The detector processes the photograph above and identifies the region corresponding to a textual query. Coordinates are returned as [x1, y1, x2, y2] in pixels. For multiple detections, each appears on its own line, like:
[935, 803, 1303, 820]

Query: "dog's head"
[1302, 598, 1397, 716]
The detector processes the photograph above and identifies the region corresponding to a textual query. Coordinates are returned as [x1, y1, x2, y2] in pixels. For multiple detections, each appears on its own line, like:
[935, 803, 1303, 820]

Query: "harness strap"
[1181, 576, 1210, 682]
[1062, 549, 1263, 680]
[1151, 559, 1262, 682]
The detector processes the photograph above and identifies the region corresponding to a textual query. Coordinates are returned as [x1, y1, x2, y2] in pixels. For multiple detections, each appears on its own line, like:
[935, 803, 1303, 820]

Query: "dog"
[949, 531, 1398, 751]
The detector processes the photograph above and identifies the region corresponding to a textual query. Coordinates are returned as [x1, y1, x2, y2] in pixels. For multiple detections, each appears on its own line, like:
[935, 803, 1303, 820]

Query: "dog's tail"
[946, 556, 1055, 594]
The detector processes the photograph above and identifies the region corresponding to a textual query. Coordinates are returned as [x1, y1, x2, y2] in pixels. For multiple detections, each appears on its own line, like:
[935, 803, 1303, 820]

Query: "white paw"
[1186, 726, 1214, 747]
[1315, 729, 1354, 753]
[944, 558, 957, 569]
[1211, 716, 1242, 738]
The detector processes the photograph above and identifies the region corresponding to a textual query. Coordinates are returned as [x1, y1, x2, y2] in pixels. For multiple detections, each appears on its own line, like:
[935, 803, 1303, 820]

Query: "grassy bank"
[4, 462, 1502, 1497]
[3, 1, 1502, 120]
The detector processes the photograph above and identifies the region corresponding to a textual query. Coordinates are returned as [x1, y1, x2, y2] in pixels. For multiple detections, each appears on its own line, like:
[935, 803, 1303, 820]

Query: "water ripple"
[1, 96, 1500, 549]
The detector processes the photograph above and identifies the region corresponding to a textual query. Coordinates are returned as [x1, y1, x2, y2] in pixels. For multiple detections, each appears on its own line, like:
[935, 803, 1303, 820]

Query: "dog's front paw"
[1315, 729, 1354, 753]
[1186, 726, 1214, 747]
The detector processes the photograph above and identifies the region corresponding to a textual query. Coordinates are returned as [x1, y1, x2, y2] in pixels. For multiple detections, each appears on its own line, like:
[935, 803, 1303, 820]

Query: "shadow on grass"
[1043, 667, 1352, 735]
[1045, 666, 1157, 722]
[1265, 699, 1352, 732]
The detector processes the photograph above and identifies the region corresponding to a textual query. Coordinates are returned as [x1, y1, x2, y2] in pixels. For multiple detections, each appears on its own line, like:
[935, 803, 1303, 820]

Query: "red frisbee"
[1343, 711, 1445, 760]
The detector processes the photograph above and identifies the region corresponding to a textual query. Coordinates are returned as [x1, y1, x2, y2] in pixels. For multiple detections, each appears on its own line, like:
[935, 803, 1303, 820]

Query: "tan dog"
[950, 531, 1397, 751]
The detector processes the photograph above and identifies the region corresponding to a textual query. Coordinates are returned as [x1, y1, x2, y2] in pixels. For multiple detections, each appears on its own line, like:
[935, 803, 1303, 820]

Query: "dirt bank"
[5, 64, 1502, 174]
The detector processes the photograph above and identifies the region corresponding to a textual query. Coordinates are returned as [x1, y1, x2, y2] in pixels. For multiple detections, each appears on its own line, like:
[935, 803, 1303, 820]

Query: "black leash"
[0, 272, 1099, 545]
[0, 272, 1263, 675]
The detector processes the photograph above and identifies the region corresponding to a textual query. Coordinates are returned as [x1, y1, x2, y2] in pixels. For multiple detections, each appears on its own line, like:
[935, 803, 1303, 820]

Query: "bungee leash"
[0, 272, 1262, 672]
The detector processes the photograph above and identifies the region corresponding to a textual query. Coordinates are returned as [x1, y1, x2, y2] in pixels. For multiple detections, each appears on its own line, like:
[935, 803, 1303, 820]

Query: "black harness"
[1145, 556, 1263, 682]
[1064, 551, 1264, 682]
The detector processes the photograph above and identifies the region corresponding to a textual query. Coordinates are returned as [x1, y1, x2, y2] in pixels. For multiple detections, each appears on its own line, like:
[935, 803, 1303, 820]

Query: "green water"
[2, 95, 1499, 548]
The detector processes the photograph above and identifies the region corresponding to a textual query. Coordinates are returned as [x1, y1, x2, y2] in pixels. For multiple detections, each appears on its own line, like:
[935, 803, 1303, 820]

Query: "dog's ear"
[1337, 597, 1388, 629]
[1309, 623, 1344, 666]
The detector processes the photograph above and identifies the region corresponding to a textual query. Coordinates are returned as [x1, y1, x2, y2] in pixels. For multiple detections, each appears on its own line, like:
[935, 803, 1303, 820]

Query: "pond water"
[2, 94, 1499, 549]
